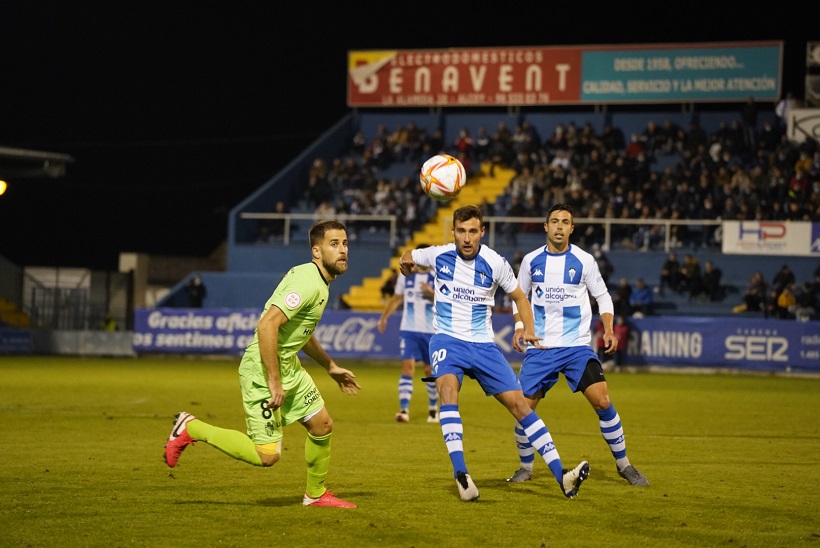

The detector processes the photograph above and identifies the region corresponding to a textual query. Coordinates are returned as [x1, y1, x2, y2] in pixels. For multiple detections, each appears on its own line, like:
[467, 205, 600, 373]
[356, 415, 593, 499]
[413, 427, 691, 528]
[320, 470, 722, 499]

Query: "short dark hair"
[546, 203, 574, 222]
[309, 220, 346, 247]
[453, 205, 482, 227]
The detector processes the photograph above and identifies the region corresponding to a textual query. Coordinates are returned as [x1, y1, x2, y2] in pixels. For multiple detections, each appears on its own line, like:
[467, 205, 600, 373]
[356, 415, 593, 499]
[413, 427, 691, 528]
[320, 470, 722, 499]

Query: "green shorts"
[238, 354, 325, 445]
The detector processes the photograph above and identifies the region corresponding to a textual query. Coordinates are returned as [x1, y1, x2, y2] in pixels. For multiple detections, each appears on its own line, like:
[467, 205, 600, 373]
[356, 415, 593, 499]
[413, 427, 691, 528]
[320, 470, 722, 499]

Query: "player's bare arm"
[399, 249, 416, 276]
[378, 293, 404, 333]
[302, 336, 362, 395]
[257, 305, 289, 409]
[599, 311, 618, 354]
[509, 286, 544, 350]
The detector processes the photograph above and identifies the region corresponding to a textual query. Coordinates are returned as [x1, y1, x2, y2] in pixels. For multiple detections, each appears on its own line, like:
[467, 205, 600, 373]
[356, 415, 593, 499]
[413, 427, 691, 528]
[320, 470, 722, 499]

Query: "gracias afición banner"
[132, 309, 819, 373]
[347, 41, 782, 107]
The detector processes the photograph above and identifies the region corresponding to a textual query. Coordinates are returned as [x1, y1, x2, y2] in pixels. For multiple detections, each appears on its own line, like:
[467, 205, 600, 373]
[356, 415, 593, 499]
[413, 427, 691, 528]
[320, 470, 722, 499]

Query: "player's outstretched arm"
[509, 286, 544, 350]
[399, 250, 416, 276]
[378, 293, 403, 333]
[302, 336, 361, 395]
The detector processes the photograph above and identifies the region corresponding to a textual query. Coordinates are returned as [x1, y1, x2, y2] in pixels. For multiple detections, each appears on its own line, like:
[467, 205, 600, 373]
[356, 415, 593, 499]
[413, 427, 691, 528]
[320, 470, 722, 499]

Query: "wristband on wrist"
[514, 321, 524, 331]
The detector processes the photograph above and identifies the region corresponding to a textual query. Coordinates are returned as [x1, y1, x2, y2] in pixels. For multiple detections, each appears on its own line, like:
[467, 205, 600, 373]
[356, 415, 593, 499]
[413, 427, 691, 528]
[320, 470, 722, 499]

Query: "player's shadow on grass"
[257, 491, 374, 507]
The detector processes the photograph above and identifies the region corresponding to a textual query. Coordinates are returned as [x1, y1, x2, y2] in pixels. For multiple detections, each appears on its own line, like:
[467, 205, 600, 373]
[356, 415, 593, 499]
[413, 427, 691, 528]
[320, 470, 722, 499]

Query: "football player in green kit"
[164, 219, 361, 508]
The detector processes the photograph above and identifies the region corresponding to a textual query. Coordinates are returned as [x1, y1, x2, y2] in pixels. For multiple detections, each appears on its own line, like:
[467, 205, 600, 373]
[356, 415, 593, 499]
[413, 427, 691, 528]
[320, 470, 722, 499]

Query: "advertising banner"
[0, 328, 32, 354]
[348, 42, 782, 107]
[786, 108, 820, 143]
[721, 221, 820, 256]
[625, 315, 819, 373]
[133, 309, 819, 373]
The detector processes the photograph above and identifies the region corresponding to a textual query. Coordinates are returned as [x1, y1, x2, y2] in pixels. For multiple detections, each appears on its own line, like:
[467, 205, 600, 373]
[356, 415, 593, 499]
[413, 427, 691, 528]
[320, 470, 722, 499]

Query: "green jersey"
[242, 262, 330, 385]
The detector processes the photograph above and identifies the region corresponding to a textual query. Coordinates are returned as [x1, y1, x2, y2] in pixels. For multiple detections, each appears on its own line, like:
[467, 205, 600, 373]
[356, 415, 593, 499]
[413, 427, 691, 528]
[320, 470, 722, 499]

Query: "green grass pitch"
[1, 355, 818, 547]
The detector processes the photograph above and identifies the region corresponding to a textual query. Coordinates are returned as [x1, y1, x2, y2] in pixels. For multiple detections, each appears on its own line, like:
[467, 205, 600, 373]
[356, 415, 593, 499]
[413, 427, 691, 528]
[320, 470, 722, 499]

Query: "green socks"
[186, 419, 263, 466]
[304, 432, 332, 498]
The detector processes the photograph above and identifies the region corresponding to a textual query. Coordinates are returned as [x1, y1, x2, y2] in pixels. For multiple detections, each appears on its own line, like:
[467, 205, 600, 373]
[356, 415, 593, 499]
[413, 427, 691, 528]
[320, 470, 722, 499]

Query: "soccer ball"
[419, 154, 467, 202]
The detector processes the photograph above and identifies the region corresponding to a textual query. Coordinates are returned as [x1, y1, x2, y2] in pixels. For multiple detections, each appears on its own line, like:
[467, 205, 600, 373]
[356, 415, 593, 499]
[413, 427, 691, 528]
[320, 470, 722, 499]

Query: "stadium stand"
[170, 107, 817, 317]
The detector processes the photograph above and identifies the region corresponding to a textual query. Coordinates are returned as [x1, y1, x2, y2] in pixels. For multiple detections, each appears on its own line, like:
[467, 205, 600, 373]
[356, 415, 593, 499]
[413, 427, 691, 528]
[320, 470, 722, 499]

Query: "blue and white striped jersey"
[395, 271, 436, 334]
[412, 243, 517, 343]
[516, 243, 614, 347]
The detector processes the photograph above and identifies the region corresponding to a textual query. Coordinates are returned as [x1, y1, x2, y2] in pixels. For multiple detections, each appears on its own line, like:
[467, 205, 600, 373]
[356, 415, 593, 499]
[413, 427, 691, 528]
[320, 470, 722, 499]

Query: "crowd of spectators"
[492, 101, 820, 251]
[270, 105, 820, 322]
[732, 263, 820, 321]
[285, 101, 818, 250]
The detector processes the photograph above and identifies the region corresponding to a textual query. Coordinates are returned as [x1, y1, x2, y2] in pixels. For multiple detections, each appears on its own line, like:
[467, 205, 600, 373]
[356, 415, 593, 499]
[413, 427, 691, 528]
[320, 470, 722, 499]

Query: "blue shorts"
[518, 345, 600, 398]
[429, 333, 521, 396]
[400, 331, 432, 363]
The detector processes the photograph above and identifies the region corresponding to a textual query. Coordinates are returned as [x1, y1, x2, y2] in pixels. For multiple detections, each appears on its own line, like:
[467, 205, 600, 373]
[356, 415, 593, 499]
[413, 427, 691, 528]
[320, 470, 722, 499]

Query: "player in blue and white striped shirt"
[508, 203, 648, 487]
[400, 205, 590, 502]
[377, 244, 439, 423]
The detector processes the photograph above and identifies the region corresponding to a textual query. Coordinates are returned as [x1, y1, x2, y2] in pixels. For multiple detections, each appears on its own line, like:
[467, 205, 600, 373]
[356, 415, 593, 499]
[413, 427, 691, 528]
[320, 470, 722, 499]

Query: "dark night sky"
[1, 3, 814, 270]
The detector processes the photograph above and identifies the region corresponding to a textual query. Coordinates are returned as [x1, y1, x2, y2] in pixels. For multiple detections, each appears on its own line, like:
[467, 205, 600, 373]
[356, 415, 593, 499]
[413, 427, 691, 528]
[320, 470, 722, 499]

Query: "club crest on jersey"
[568, 267, 577, 281]
[284, 291, 302, 309]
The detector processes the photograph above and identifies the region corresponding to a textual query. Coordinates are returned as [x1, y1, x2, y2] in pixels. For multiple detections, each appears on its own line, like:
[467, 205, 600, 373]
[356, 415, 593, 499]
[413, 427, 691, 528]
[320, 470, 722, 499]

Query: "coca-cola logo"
[314, 317, 378, 352]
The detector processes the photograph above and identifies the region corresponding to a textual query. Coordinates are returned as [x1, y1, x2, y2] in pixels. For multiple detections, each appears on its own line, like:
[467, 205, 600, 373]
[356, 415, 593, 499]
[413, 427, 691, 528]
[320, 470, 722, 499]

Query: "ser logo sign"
[724, 335, 788, 362]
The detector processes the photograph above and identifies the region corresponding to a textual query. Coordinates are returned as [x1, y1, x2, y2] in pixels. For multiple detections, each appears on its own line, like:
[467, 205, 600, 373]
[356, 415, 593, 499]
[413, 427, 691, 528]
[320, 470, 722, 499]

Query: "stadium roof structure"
[0, 145, 74, 179]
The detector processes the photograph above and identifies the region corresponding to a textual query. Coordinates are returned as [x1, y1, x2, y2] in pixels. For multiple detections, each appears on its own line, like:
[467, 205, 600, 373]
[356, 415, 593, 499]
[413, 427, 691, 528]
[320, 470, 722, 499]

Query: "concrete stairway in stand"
[342, 162, 514, 311]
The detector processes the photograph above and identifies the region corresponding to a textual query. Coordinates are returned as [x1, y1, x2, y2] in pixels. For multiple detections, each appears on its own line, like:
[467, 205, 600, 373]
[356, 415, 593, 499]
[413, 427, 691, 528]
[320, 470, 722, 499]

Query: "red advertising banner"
[348, 47, 583, 107]
[347, 42, 782, 107]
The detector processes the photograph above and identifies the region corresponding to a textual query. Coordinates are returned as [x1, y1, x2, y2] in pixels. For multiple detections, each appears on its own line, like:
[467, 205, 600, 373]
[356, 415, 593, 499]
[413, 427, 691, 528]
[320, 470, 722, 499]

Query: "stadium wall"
[123, 309, 820, 373]
[5, 309, 818, 374]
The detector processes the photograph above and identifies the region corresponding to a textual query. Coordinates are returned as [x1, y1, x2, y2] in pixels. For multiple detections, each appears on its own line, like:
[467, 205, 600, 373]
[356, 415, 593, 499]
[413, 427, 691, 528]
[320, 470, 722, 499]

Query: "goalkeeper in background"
[163, 220, 361, 508]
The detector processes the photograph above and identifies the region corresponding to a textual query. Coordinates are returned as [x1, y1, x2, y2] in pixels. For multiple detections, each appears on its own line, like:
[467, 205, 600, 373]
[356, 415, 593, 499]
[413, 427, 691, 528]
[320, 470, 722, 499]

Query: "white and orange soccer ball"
[419, 154, 467, 202]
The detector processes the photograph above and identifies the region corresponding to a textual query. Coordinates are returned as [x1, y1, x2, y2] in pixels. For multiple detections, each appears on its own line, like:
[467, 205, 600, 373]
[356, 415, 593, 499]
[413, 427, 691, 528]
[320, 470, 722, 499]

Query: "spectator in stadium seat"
[628, 278, 653, 317]
[734, 271, 768, 314]
[591, 243, 614, 286]
[701, 260, 723, 302]
[600, 123, 624, 153]
[474, 126, 491, 163]
[350, 130, 366, 156]
[793, 281, 818, 321]
[502, 195, 527, 246]
[771, 264, 796, 294]
[740, 96, 758, 153]
[640, 120, 663, 158]
[453, 127, 475, 161]
[269, 201, 289, 241]
[625, 133, 644, 159]
[163, 220, 361, 509]
[772, 283, 797, 319]
[404, 121, 422, 162]
[597, 315, 630, 370]
[612, 278, 633, 317]
[487, 129, 512, 177]
[775, 91, 795, 129]
[185, 275, 207, 308]
[679, 254, 702, 299]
